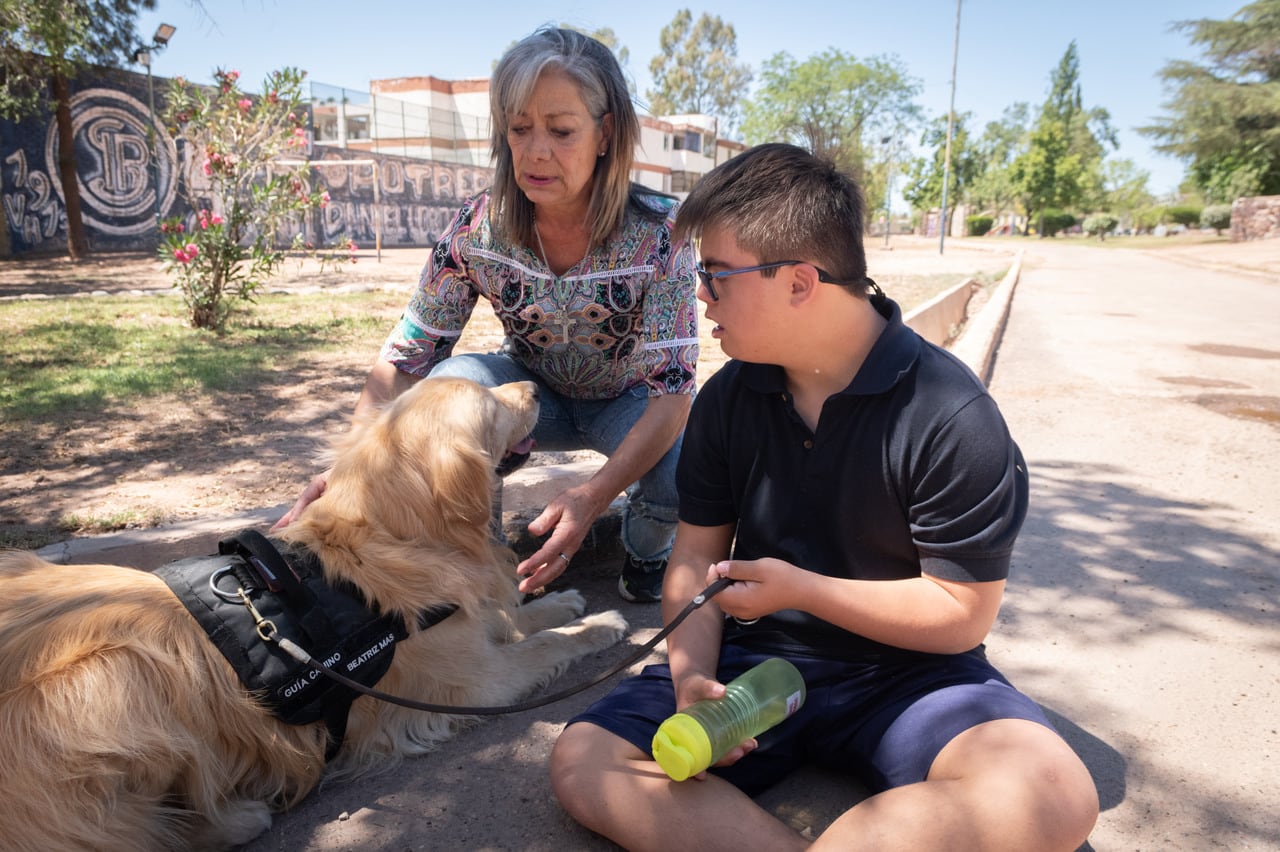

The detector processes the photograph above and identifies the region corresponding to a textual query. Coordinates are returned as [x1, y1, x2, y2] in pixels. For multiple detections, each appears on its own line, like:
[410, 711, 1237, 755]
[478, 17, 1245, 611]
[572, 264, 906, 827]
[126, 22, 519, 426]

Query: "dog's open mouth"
[496, 434, 536, 477]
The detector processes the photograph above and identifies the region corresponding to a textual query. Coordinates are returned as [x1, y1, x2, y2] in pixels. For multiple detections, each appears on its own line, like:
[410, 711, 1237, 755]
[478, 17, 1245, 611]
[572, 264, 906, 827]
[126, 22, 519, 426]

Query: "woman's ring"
[558, 552, 571, 565]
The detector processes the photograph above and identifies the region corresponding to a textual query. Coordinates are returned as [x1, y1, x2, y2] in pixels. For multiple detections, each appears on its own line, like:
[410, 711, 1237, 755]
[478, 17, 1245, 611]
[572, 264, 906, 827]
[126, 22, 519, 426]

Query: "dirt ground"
[0, 237, 1015, 547]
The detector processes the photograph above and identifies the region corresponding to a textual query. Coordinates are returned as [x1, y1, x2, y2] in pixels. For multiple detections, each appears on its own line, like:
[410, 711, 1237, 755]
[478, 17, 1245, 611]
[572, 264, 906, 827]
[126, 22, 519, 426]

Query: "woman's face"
[506, 69, 612, 218]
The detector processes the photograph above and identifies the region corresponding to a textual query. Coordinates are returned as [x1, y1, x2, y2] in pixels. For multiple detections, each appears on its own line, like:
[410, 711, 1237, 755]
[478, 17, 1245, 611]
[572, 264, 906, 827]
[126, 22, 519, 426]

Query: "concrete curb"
[950, 250, 1024, 385]
[36, 277, 1021, 571]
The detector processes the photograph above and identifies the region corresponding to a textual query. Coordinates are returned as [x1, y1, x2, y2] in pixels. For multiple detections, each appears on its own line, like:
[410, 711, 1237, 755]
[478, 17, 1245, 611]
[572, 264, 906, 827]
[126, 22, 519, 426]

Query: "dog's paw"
[540, 588, 586, 616]
[577, 609, 629, 645]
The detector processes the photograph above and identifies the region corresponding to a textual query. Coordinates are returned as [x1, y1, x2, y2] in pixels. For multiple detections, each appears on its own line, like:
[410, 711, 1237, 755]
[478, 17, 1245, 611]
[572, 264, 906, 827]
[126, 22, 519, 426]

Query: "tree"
[902, 112, 980, 234]
[968, 104, 1032, 226]
[1011, 41, 1117, 234]
[740, 49, 922, 182]
[0, 0, 156, 261]
[159, 67, 347, 331]
[1098, 158, 1154, 228]
[1139, 0, 1280, 201]
[647, 10, 752, 132]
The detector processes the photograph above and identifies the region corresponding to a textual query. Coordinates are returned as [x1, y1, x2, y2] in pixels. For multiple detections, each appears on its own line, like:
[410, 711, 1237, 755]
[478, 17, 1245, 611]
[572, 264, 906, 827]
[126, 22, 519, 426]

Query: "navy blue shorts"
[568, 642, 1052, 796]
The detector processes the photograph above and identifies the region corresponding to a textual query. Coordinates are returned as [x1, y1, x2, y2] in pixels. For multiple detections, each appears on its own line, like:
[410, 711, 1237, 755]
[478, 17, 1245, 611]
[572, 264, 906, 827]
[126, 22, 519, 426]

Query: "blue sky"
[135, 0, 1245, 197]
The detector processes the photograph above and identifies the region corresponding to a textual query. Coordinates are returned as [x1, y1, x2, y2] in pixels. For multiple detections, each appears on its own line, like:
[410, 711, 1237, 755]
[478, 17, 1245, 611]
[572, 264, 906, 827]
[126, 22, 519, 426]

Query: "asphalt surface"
[32, 236, 1280, 850]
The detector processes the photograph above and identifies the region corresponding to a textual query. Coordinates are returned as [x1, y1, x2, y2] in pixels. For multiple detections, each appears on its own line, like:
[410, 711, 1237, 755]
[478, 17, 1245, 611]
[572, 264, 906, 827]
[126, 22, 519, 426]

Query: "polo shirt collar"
[740, 294, 921, 397]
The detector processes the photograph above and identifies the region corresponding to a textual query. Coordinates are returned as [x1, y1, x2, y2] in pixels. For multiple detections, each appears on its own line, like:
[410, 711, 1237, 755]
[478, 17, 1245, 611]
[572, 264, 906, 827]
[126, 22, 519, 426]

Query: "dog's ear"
[359, 379, 498, 542]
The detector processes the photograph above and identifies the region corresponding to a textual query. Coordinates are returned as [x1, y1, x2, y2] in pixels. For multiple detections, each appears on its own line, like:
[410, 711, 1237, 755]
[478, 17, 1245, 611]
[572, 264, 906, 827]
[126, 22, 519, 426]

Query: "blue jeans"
[427, 352, 681, 563]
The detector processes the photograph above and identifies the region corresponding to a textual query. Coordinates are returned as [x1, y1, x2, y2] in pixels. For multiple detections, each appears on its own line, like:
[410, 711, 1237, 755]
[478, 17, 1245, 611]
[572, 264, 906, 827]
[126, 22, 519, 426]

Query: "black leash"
[247, 577, 736, 716]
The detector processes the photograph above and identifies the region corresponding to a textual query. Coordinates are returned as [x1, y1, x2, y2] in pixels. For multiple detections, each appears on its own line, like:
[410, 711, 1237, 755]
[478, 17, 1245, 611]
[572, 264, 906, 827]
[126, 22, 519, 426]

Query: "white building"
[309, 77, 744, 197]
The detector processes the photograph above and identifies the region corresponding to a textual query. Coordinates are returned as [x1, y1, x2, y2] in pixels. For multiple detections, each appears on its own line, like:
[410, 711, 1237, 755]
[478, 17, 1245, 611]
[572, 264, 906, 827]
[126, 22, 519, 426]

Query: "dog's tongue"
[511, 436, 535, 455]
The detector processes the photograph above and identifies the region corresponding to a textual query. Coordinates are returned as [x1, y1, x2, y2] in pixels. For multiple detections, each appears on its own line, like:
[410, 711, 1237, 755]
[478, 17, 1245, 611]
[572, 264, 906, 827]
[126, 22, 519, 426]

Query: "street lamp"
[134, 23, 177, 231]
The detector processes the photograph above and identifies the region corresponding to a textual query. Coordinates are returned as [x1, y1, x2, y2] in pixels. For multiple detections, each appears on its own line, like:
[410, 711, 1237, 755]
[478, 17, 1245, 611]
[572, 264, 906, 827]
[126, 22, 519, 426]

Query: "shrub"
[966, 215, 994, 237]
[159, 67, 348, 331]
[1201, 204, 1232, 235]
[1166, 205, 1203, 228]
[1039, 209, 1076, 237]
[1082, 213, 1119, 240]
[1133, 206, 1166, 233]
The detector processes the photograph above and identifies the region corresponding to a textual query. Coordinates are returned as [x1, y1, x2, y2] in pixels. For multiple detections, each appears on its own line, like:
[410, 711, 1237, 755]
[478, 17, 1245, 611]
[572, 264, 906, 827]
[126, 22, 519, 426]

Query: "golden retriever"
[0, 377, 629, 851]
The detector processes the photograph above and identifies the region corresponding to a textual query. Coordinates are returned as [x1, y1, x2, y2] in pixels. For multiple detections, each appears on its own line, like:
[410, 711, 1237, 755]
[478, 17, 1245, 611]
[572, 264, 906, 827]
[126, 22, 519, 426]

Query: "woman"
[276, 26, 698, 603]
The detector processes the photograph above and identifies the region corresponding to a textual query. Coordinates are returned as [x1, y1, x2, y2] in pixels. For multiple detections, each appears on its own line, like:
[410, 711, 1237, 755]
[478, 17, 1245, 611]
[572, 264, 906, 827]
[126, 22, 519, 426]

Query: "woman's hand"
[270, 468, 330, 531]
[515, 483, 610, 593]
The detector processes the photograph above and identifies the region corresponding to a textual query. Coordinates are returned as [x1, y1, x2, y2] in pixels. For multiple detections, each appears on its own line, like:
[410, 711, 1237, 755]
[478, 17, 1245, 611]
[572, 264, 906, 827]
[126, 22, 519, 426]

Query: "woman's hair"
[674, 143, 869, 291]
[488, 26, 641, 249]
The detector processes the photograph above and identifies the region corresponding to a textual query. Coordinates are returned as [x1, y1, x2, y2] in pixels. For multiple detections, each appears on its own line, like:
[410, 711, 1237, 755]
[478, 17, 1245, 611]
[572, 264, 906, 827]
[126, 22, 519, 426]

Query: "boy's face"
[695, 225, 793, 363]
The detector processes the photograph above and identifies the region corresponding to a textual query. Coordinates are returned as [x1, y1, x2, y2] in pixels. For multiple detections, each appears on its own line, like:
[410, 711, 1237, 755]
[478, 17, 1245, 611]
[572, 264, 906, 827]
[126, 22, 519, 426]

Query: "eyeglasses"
[694, 261, 882, 301]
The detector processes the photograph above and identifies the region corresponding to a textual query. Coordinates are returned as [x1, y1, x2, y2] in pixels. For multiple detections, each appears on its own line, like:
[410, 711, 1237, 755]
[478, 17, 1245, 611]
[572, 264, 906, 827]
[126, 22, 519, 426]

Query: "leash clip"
[233, 586, 279, 643]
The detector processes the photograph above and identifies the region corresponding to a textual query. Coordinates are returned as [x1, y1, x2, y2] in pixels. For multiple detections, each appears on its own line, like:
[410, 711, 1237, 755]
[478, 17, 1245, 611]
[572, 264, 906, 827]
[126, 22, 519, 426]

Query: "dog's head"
[293, 377, 538, 555]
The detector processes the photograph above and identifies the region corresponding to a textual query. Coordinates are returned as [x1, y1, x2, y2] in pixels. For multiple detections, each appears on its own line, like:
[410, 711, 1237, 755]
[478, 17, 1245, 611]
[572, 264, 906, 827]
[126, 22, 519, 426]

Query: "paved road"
[984, 242, 1279, 850]
[239, 240, 1280, 851]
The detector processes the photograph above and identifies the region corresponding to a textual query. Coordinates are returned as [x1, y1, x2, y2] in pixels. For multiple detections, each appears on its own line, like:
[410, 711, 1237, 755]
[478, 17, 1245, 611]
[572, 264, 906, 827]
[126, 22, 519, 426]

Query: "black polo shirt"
[677, 295, 1028, 660]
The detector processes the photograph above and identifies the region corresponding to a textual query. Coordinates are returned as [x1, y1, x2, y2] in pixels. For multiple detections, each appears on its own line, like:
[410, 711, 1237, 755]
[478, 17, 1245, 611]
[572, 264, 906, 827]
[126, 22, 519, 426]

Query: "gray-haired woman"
[277, 26, 698, 603]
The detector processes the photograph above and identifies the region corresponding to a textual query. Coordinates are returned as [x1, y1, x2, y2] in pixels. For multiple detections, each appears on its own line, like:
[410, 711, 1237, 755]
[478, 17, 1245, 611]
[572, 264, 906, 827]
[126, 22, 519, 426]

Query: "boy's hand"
[706, 557, 797, 621]
[671, 672, 758, 778]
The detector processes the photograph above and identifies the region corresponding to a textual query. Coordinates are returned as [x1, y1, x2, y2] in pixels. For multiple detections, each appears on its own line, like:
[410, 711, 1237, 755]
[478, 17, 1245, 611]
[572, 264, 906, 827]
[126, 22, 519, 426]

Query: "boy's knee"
[549, 722, 597, 807]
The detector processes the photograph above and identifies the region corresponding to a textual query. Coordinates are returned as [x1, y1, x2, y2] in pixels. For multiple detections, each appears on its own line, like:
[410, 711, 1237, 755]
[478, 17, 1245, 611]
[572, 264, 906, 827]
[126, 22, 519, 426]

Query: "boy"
[550, 144, 1098, 850]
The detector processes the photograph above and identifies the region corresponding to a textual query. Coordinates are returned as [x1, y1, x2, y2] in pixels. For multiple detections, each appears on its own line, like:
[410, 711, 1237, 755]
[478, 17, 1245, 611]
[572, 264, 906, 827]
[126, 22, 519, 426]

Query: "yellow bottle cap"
[651, 713, 712, 782]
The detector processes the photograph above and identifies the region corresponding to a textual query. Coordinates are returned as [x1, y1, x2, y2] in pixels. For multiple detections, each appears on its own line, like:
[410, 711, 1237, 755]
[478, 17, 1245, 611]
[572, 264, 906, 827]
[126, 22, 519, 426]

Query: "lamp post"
[134, 23, 176, 231]
[881, 135, 894, 248]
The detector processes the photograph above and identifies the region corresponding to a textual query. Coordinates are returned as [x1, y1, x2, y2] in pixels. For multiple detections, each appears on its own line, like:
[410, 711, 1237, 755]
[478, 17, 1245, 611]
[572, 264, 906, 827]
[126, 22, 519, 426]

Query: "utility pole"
[939, 0, 961, 254]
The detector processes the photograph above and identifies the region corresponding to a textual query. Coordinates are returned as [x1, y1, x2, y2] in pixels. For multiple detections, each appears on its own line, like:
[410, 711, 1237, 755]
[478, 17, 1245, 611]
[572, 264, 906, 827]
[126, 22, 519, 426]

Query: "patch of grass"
[0, 526, 62, 550]
[0, 290, 403, 424]
[980, 233, 1230, 251]
[58, 508, 171, 534]
[882, 268, 1008, 309]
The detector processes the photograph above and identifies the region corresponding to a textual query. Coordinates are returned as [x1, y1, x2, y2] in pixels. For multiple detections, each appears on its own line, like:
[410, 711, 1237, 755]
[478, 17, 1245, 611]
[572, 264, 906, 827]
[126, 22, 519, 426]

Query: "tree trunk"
[51, 71, 89, 261]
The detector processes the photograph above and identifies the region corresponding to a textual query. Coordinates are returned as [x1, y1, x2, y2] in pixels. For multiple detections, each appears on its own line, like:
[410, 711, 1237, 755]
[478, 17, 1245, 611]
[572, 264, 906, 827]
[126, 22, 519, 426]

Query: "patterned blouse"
[379, 190, 700, 401]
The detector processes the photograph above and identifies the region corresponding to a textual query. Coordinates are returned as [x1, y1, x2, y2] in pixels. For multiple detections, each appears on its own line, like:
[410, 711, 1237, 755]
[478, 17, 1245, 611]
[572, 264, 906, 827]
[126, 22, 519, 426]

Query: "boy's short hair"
[674, 143, 868, 290]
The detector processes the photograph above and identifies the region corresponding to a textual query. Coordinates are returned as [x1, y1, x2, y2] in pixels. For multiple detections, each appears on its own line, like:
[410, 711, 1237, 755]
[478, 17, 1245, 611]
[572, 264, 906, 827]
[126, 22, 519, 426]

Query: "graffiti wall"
[0, 66, 492, 257]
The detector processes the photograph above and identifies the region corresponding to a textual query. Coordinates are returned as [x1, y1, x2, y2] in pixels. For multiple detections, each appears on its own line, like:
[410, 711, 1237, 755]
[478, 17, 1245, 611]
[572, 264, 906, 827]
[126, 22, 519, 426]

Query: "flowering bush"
[159, 66, 349, 331]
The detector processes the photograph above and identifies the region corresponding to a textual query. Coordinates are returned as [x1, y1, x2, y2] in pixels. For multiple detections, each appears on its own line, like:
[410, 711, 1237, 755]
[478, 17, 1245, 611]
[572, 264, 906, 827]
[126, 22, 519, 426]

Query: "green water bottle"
[651, 657, 806, 782]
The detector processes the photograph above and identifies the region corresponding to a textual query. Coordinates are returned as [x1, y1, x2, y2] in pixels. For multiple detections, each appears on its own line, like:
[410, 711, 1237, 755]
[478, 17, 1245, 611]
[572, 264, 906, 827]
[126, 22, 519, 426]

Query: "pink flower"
[237, 98, 252, 112]
[176, 223, 185, 233]
[202, 159, 212, 176]
[319, 191, 330, 208]
[184, 243, 199, 258]
[210, 213, 224, 226]
[173, 248, 188, 262]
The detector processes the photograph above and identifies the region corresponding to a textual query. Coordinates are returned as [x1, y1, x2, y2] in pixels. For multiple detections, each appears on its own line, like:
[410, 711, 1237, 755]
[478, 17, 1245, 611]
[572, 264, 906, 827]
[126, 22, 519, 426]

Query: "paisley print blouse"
[380, 190, 699, 400]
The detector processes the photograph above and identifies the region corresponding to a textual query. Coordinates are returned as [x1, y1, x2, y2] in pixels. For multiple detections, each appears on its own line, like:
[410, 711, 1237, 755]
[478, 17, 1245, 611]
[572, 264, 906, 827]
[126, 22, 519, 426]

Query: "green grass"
[980, 232, 1231, 251]
[0, 291, 403, 423]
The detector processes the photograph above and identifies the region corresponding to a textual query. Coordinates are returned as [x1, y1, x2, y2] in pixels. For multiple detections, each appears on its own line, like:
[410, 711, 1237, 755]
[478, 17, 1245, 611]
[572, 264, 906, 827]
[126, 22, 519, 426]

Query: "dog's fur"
[0, 377, 628, 851]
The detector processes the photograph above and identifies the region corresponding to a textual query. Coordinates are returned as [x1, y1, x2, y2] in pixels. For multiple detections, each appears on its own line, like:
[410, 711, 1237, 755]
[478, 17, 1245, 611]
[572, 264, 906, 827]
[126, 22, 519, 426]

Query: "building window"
[672, 130, 701, 153]
[670, 170, 698, 193]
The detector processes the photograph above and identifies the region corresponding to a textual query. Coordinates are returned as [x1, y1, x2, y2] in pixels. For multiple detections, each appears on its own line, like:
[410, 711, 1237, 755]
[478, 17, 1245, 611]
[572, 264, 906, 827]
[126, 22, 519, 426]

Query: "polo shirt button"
[803, 439, 813, 449]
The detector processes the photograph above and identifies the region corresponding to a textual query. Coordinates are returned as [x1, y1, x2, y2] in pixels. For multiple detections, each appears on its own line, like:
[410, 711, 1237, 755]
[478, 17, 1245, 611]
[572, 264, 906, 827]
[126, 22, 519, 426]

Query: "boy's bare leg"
[811, 719, 1098, 852]
[551, 721, 809, 852]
